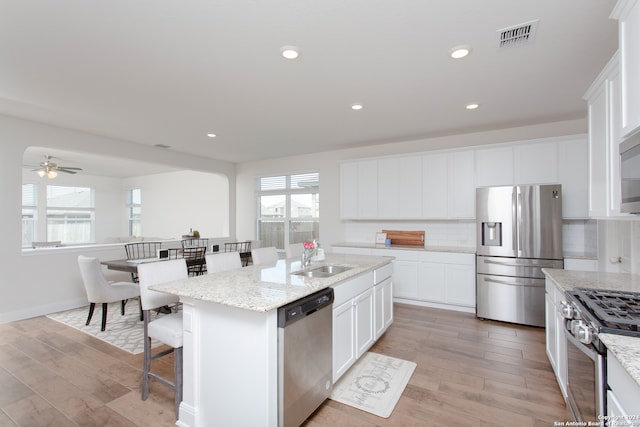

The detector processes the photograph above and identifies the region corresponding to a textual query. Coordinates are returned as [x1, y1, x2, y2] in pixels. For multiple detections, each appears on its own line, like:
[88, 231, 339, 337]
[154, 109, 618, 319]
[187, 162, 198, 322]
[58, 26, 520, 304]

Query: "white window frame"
[256, 172, 319, 251]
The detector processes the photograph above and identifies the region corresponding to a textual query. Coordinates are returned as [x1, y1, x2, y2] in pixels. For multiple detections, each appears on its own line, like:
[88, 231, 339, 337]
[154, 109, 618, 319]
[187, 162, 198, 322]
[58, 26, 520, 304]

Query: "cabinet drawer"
[374, 263, 393, 284]
[418, 251, 475, 264]
[332, 271, 373, 307]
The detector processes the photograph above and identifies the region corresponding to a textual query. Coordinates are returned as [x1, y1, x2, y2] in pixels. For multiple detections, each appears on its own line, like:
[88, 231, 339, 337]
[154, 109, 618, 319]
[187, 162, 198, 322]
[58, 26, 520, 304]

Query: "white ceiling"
[2, 0, 618, 164]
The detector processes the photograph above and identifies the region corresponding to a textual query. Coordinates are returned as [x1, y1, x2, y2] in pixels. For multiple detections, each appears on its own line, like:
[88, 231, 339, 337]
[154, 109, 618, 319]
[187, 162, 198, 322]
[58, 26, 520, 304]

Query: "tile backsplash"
[342, 219, 598, 255]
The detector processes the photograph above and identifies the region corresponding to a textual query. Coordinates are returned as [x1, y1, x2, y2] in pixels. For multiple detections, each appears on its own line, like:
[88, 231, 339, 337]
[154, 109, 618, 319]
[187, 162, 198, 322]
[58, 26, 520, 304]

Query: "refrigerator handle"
[512, 189, 518, 253]
[482, 258, 561, 268]
[516, 188, 523, 256]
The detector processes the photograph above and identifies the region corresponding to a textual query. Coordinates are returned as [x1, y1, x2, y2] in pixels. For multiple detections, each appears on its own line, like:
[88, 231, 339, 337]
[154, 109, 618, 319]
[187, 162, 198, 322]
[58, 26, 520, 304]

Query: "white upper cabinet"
[422, 153, 448, 218]
[584, 52, 628, 218]
[447, 151, 475, 218]
[475, 146, 514, 187]
[340, 137, 587, 220]
[377, 157, 422, 219]
[357, 160, 378, 218]
[558, 137, 589, 218]
[613, 0, 640, 138]
[340, 162, 358, 219]
[514, 141, 558, 184]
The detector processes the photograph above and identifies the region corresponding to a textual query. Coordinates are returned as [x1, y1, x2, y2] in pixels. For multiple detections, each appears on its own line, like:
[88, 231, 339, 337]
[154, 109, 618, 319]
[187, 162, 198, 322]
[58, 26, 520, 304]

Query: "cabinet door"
[422, 153, 448, 218]
[377, 157, 400, 219]
[558, 137, 589, 218]
[374, 277, 393, 339]
[378, 157, 422, 219]
[357, 160, 378, 218]
[355, 288, 374, 358]
[445, 263, 475, 307]
[392, 260, 419, 299]
[514, 141, 558, 184]
[588, 82, 609, 217]
[340, 162, 358, 219]
[417, 262, 446, 303]
[332, 300, 356, 382]
[545, 289, 558, 373]
[447, 151, 475, 218]
[475, 146, 514, 187]
[619, 0, 640, 138]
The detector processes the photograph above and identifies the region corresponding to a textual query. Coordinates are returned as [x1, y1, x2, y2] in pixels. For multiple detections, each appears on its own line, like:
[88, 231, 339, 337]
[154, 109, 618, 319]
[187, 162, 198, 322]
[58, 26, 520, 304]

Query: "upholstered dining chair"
[205, 252, 242, 274]
[77, 255, 140, 332]
[285, 243, 305, 259]
[250, 246, 279, 266]
[137, 258, 187, 418]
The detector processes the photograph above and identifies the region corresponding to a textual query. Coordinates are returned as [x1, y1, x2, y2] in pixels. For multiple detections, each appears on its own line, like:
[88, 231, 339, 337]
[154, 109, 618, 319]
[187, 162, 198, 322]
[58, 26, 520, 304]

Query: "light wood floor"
[0, 303, 570, 426]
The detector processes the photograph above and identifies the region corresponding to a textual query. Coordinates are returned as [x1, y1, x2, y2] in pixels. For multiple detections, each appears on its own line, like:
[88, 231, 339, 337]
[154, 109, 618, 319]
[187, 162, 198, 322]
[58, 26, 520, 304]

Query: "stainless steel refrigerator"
[476, 185, 564, 327]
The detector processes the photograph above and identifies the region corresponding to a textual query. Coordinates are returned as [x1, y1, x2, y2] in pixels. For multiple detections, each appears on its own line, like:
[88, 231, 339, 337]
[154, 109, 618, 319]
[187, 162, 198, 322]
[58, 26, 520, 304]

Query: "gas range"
[563, 287, 640, 353]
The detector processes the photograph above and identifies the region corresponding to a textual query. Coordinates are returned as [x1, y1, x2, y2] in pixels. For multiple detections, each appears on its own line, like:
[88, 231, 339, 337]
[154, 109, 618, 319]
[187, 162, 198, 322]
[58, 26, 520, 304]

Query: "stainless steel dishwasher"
[278, 287, 334, 427]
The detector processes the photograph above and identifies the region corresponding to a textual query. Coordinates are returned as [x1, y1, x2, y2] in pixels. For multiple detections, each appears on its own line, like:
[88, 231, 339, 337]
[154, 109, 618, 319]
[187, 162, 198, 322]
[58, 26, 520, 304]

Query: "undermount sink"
[292, 265, 352, 278]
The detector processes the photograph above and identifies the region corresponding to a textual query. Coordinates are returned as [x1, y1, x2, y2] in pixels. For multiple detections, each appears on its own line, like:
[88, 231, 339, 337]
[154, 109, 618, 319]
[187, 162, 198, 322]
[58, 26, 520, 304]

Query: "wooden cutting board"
[382, 230, 425, 246]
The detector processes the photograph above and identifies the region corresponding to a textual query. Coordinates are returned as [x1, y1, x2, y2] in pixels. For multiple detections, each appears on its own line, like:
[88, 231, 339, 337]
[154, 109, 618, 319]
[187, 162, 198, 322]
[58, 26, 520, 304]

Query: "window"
[257, 173, 319, 250]
[127, 188, 142, 236]
[46, 186, 95, 244]
[22, 183, 37, 247]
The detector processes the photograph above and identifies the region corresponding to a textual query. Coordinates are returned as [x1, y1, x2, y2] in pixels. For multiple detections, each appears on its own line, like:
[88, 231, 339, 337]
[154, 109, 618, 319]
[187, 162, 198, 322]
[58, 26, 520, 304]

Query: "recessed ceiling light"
[281, 46, 299, 59]
[351, 104, 364, 110]
[465, 103, 479, 110]
[206, 133, 217, 138]
[450, 45, 471, 59]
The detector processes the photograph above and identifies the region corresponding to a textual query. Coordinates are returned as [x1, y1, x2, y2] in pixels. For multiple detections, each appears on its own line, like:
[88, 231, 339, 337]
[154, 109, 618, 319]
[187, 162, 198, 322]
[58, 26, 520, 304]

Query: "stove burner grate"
[574, 288, 640, 327]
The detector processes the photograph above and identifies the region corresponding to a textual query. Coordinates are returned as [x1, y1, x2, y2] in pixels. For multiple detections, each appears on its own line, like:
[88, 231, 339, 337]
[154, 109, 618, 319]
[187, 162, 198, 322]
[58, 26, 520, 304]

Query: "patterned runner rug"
[46, 299, 164, 355]
[330, 352, 416, 418]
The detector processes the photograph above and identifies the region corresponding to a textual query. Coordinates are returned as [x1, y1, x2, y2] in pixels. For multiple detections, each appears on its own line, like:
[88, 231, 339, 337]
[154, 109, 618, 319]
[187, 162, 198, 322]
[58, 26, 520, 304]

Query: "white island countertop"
[151, 252, 393, 312]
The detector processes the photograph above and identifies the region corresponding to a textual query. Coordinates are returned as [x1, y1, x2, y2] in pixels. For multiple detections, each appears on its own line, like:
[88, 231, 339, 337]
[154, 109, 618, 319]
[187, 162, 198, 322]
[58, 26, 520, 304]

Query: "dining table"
[102, 257, 203, 274]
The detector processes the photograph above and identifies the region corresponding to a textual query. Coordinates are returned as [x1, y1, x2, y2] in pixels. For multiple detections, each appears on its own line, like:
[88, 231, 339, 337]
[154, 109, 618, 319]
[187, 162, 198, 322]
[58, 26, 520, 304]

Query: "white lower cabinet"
[332, 264, 394, 383]
[607, 352, 640, 426]
[416, 252, 476, 310]
[545, 278, 567, 398]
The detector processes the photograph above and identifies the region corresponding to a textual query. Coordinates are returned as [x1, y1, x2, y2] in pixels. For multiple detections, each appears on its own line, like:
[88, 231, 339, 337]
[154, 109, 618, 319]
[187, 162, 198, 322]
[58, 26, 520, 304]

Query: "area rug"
[46, 300, 164, 355]
[330, 352, 416, 418]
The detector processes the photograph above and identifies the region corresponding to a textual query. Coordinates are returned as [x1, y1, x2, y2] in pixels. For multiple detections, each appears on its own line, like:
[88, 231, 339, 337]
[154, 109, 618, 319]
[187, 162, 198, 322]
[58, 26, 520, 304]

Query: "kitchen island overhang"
[151, 253, 394, 427]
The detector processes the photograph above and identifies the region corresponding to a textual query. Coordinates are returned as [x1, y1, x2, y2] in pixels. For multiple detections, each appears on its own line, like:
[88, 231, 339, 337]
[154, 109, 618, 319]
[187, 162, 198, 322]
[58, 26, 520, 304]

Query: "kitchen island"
[152, 253, 393, 427]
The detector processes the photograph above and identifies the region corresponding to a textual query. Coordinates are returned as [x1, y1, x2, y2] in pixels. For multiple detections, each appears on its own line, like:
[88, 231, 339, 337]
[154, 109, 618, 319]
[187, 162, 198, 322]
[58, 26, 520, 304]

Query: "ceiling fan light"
[36, 169, 46, 178]
[47, 170, 58, 179]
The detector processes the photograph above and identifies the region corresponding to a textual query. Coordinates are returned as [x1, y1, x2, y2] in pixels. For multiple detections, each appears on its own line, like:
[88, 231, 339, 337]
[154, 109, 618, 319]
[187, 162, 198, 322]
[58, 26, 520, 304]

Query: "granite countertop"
[333, 242, 476, 254]
[541, 268, 640, 293]
[542, 268, 640, 387]
[151, 253, 393, 313]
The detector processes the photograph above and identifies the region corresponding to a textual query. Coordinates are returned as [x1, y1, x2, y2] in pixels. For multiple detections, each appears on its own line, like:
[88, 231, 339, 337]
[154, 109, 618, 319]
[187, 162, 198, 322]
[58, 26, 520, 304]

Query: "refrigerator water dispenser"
[482, 222, 502, 246]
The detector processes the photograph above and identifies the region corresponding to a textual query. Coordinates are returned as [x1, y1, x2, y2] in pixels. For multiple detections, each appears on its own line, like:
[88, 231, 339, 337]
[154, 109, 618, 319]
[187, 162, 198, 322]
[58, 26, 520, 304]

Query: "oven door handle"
[564, 326, 597, 361]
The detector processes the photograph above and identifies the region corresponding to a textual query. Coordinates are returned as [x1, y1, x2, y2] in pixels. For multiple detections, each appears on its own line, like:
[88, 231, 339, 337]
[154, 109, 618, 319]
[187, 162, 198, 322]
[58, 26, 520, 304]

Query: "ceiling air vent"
[497, 20, 538, 48]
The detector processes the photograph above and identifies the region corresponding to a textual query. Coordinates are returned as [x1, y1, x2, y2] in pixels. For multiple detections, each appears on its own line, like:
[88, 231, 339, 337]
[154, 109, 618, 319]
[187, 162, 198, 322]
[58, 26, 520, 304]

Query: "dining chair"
[181, 238, 209, 249]
[205, 252, 242, 274]
[183, 246, 207, 276]
[286, 243, 305, 259]
[250, 246, 279, 266]
[77, 255, 141, 331]
[124, 241, 163, 282]
[225, 241, 253, 266]
[137, 258, 188, 418]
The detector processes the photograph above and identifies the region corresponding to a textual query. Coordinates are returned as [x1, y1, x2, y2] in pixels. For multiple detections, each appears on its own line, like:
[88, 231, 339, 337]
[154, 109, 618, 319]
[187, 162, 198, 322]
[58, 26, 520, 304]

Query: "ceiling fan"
[34, 155, 83, 178]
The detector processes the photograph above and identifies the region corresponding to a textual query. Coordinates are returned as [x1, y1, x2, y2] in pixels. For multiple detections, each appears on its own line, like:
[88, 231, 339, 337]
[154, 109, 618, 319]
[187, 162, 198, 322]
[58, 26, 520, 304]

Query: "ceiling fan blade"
[57, 166, 83, 171]
[57, 168, 81, 174]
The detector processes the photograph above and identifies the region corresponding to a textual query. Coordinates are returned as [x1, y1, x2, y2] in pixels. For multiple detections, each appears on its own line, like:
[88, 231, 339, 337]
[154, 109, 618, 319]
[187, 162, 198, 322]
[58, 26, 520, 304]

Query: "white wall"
[598, 219, 640, 274]
[1, 114, 235, 323]
[122, 170, 229, 239]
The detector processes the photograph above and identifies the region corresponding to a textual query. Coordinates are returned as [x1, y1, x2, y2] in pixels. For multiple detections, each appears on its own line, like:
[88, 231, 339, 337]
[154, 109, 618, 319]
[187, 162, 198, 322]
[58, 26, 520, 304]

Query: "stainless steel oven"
[564, 318, 606, 421]
[561, 288, 640, 422]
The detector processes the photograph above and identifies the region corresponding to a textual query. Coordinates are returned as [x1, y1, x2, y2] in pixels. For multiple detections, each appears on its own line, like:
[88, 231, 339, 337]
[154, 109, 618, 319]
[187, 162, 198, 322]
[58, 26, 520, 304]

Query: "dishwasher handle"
[278, 288, 334, 328]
